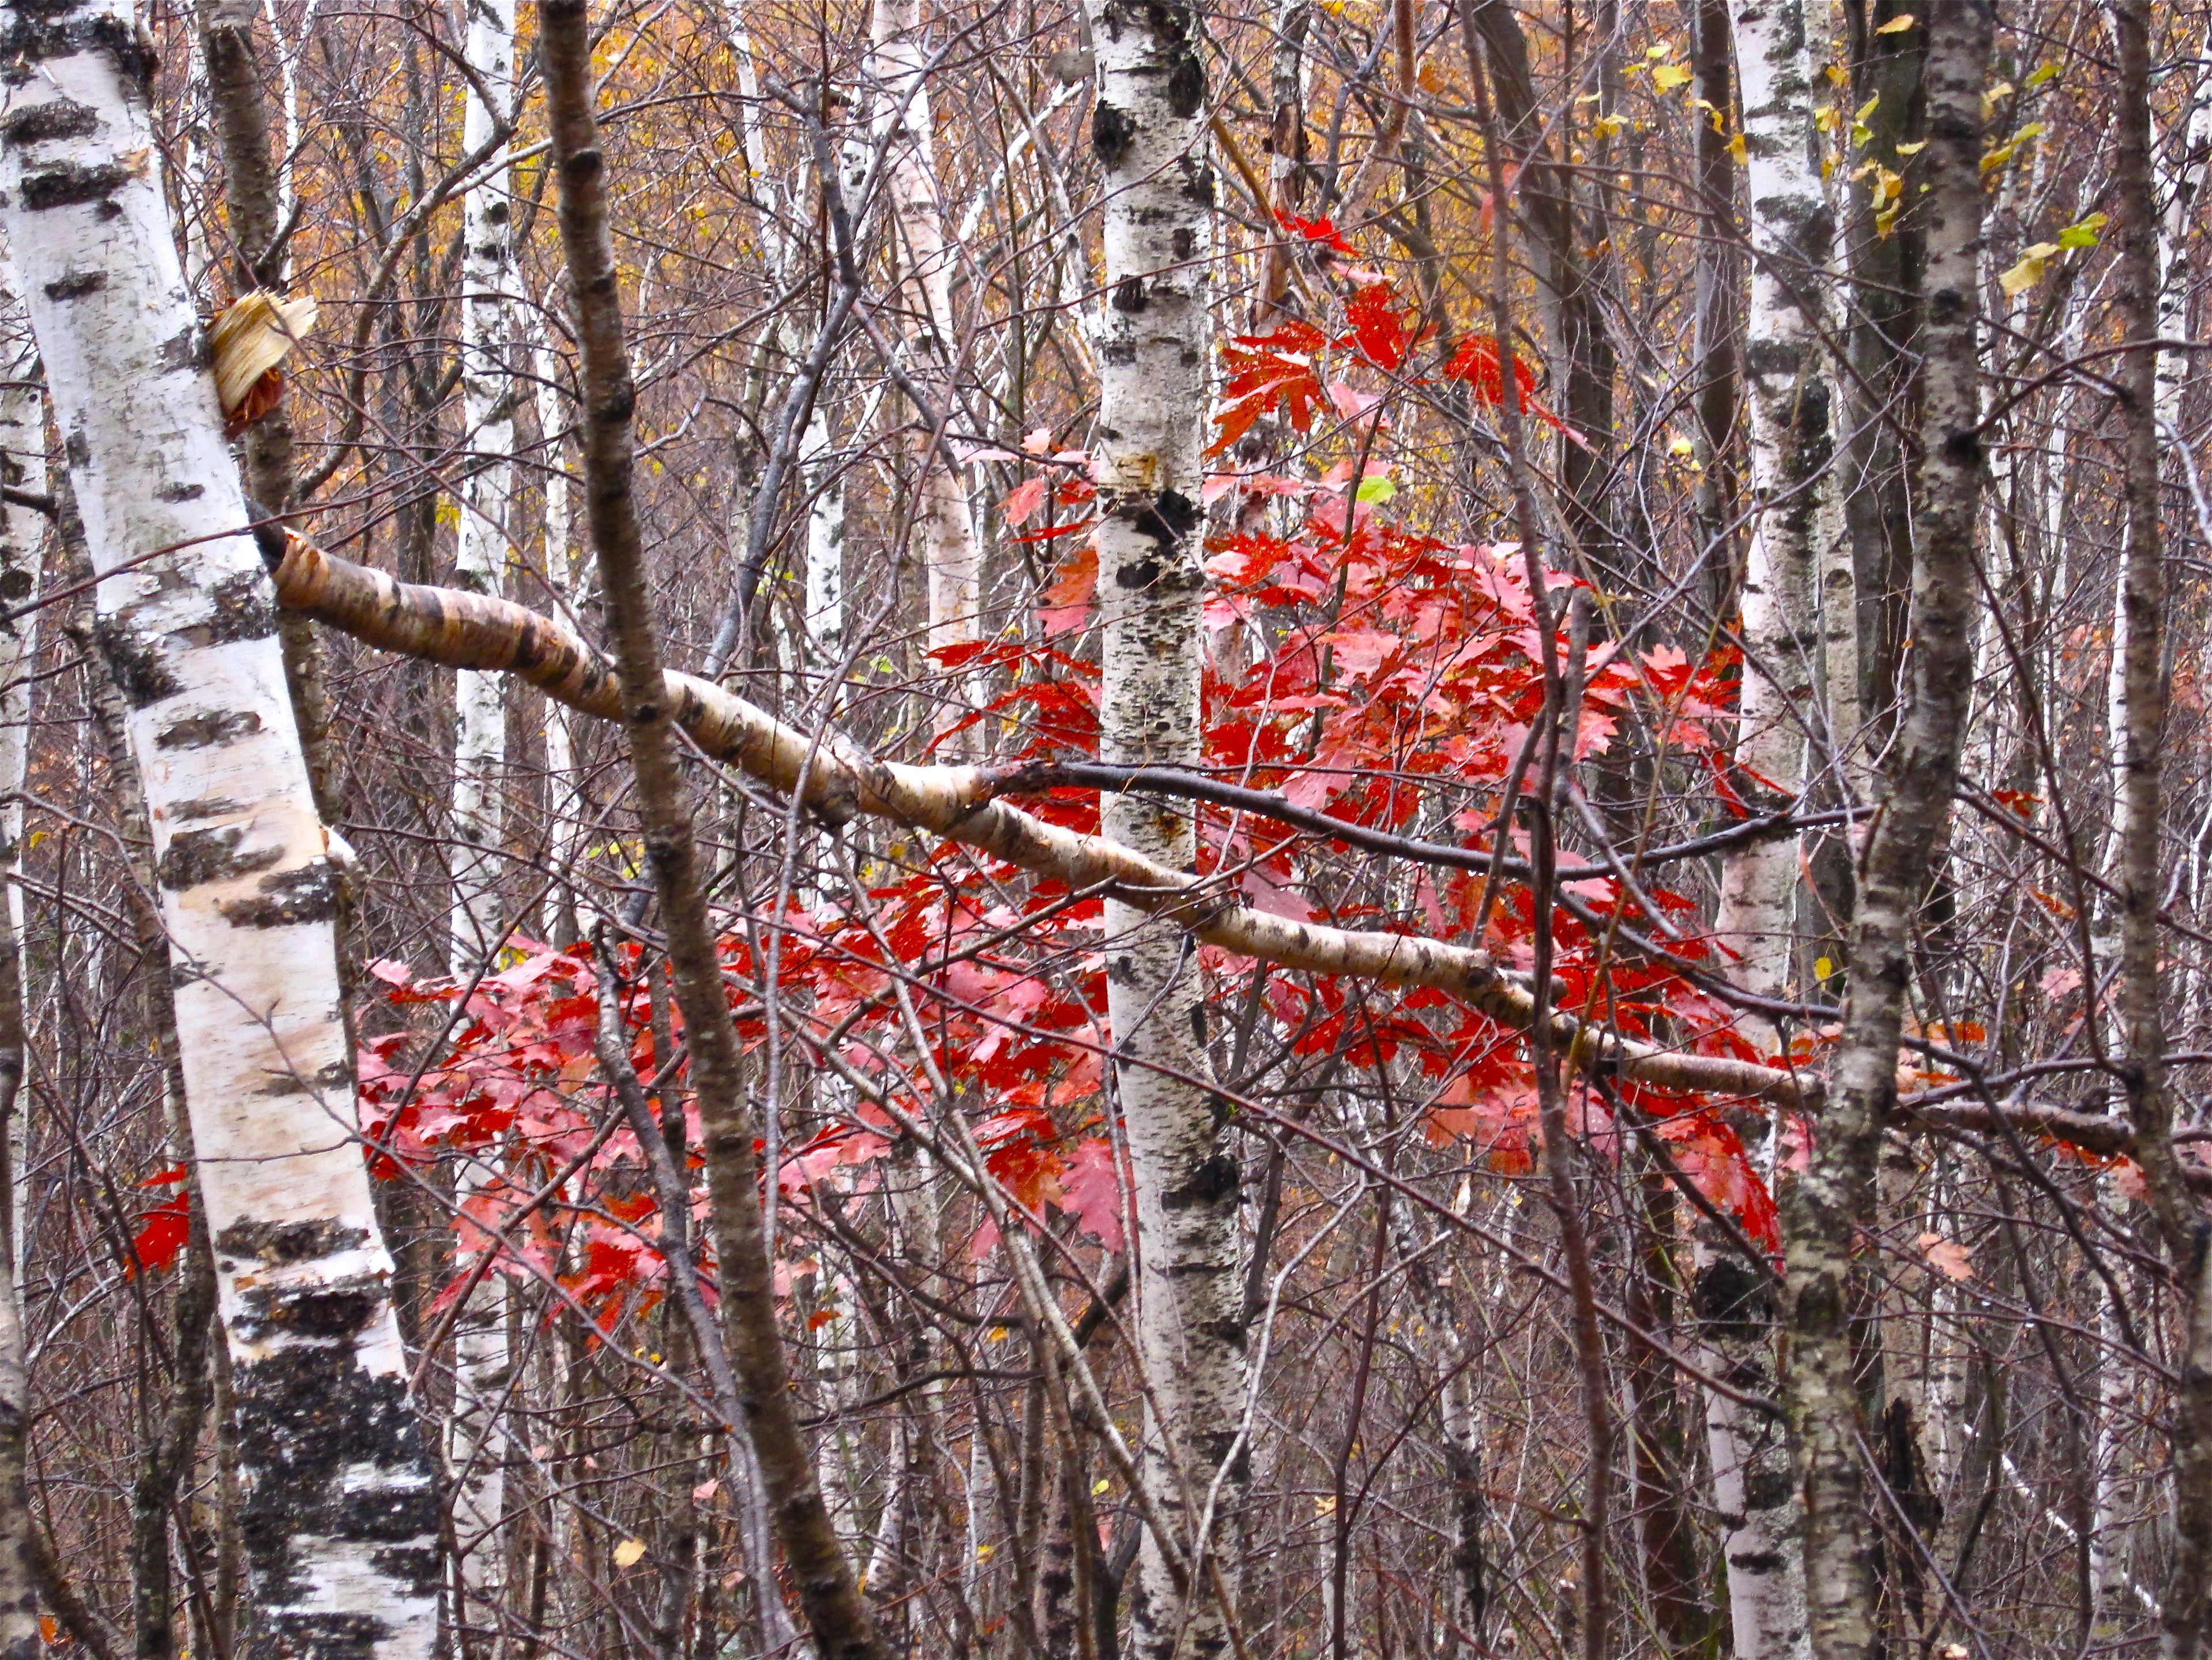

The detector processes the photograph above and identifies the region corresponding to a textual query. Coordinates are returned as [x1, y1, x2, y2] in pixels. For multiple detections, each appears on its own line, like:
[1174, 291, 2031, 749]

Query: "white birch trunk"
[0, 16, 441, 1658]
[0, 275, 36, 1283]
[1707, 0, 1830, 1647]
[799, 402, 845, 678]
[2153, 31, 2210, 441]
[449, 0, 518, 975]
[868, 0, 984, 712]
[0, 267, 42, 1660]
[1714, 0, 1833, 1029]
[1696, 1240, 1810, 1660]
[533, 332, 574, 799]
[447, 1, 518, 1631]
[1085, 3, 1243, 1654]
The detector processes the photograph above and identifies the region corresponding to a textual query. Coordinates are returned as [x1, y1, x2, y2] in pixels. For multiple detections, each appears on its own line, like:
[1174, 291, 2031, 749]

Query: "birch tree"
[1701, 0, 1836, 1644]
[1781, 1, 1991, 1652]
[0, 269, 42, 1660]
[1085, 0, 1246, 1651]
[870, 0, 985, 727]
[450, 0, 519, 972]
[0, 7, 442, 1657]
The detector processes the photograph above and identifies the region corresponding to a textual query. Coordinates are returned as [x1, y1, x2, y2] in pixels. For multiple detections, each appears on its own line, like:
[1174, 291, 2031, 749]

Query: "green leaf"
[1355, 475, 1397, 505]
[2056, 212, 2107, 250]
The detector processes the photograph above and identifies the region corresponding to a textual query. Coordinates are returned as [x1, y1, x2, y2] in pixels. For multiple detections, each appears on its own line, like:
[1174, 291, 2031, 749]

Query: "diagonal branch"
[264, 528, 1807, 1105]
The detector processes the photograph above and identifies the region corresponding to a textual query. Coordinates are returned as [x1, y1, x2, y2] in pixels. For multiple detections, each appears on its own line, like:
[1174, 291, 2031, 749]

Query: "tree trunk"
[0, 7, 445, 1657]
[1707, 0, 1833, 1636]
[1696, 1238, 1808, 1660]
[1781, 3, 1990, 1654]
[1085, 0, 1245, 1653]
[533, 12, 890, 1659]
[446, 1, 521, 1637]
[870, 0, 983, 734]
[450, 0, 518, 972]
[0, 272, 40, 1660]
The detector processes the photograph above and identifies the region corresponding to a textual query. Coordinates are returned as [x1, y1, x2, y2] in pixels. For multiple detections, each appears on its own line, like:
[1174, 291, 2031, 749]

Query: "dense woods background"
[0, 0, 2206, 1653]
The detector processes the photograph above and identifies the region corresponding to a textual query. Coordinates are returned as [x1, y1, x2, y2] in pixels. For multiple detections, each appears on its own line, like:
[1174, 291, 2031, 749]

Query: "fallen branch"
[265, 531, 2212, 1188]
[264, 530, 1805, 1105]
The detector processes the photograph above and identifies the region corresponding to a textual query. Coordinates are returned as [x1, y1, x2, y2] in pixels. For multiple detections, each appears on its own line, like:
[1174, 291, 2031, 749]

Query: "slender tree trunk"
[1085, 0, 1245, 1653]
[870, 0, 984, 733]
[1696, 1237, 1808, 1660]
[450, 0, 518, 972]
[534, 13, 890, 1660]
[198, 0, 343, 836]
[2109, 2, 2212, 1654]
[1706, 0, 1833, 1639]
[0, 7, 445, 1656]
[0, 272, 40, 1660]
[1782, 4, 1990, 1655]
[447, 12, 520, 1635]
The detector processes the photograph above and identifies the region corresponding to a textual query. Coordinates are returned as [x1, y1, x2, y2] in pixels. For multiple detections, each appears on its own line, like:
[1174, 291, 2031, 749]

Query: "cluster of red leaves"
[338, 258, 1786, 1308]
[1209, 222, 1559, 459]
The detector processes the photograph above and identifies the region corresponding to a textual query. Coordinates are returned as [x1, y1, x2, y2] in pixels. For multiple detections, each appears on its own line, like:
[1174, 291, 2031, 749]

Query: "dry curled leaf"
[1917, 1231, 1974, 1282]
[208, 290, 317, 435]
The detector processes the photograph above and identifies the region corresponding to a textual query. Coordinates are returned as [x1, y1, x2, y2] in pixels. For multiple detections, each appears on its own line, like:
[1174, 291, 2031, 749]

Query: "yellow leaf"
[614, 1538, 647, 1568]
[1893, 139, 1926, 155]
[1998, 242, 2060, 295]
[1727, 131, 1748, 164]
[1874, 12, 1916, 31]
[1652, 62, 1691, 92]
[1814, 956, 1834, 979]
[1093, 1479, 1110, 1494]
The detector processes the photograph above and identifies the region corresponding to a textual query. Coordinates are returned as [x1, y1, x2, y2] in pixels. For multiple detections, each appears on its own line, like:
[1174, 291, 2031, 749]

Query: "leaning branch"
[265, 530, 1804, 1105]
[268, 529, 2212, 1192]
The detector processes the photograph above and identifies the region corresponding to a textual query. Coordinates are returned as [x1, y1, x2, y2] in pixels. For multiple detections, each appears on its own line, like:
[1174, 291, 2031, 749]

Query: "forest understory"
[0, 0, 2203, 1653]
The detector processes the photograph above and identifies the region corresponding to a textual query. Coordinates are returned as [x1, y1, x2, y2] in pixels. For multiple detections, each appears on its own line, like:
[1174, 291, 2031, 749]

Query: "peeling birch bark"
[1084, 0, 1244, 1651]
[266, 531, 1819, 1108]
[0, 10, 442, 1657]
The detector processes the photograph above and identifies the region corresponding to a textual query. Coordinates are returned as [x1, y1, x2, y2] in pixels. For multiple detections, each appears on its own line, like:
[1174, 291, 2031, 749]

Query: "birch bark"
[447, 8, 520, 1627]
[0, 271, 41, 1660]
[1085, 1, 1244, 1653]
[1781, 3, 1990, 1654]
[1706, 0, 1833, 1643]
[0, 8, 443, 1659]
[868, 0, 984, 723]
[450, 0, 519, 974]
